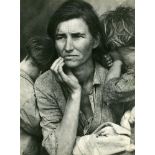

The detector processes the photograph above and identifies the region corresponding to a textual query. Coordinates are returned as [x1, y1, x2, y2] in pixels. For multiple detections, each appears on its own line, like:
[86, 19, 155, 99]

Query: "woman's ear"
[93, 34, 100, 49]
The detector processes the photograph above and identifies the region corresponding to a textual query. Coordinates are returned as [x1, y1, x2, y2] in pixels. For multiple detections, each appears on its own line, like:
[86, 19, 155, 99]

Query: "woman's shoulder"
[34, 70, 60, 92]
[94, 61, 108, 82]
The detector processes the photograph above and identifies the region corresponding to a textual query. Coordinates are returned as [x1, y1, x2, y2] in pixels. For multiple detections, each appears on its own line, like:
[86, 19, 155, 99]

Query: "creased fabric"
[20, 129, 40, 155]
[103, 69, 135, 106]
[103, 69, 135, 123]
[20, 70, 42, 155]
[73, 122, 134, 155]
[20, 70, 41, 136]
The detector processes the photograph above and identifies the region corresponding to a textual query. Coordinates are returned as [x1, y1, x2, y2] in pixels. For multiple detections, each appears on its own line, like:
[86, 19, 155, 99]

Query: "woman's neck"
[71, 57, 94, 85]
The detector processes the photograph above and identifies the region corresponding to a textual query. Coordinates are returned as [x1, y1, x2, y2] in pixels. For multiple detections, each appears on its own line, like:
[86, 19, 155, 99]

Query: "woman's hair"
[100, 6, 135, 51]
[25, 36, 57, 72]
[47, 0, 107, 62]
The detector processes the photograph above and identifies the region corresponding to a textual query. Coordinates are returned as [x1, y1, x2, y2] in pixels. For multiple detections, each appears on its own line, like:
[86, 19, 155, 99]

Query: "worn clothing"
[20, 128, 40, 155]
[20, 70, 41, 136]
[73, 122, 133, 155]
[103, 68, 135, 151]
[20, 70, 41, 155]
[35, 62, 115, 155]
[103, 68, 135, 123]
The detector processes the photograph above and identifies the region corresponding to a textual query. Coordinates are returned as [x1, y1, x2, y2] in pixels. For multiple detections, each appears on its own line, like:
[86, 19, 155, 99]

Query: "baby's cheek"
[123, 111, 131, 120]
[120, 111, 131, 129]
[129, 115, 135, 124]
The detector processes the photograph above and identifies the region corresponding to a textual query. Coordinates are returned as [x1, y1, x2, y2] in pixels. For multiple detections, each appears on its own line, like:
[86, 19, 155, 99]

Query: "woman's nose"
[65, 37, 73, 53]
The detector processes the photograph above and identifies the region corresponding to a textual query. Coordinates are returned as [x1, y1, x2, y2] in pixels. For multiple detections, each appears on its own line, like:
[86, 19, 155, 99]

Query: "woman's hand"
[51, 57, 81, 94]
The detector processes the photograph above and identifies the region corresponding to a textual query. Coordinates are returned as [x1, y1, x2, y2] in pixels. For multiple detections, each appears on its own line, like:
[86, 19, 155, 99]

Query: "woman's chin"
[64, 61, 79, 68]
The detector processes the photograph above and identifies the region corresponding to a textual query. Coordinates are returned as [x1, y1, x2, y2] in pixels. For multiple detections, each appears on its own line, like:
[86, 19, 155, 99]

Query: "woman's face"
[55, 18, 98, 68]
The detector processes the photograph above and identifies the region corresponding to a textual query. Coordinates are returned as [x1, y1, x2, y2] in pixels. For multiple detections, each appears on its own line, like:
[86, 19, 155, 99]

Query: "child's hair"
[100, 6, 135, 51]
[25, 36, 57, 72]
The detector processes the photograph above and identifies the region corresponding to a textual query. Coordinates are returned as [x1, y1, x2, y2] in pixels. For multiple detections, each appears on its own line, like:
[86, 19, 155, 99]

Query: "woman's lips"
[64, 55, 78, 60]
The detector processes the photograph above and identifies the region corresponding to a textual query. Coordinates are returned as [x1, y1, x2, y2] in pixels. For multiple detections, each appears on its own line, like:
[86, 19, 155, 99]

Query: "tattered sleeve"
[20, 77, 41, 137]
[103, 71, 135, 106]
[34, 75, 63, 155]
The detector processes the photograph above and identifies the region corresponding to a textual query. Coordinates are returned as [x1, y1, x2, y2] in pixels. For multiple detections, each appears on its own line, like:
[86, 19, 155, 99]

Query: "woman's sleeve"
[35, 81, 63, 155]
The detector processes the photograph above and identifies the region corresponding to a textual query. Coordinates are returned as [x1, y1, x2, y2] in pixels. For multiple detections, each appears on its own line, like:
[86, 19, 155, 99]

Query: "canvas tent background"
[20, 0, 135, 61]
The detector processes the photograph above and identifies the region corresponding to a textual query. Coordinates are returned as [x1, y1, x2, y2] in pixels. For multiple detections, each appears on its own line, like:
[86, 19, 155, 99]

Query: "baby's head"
[100, 6, 135, 67]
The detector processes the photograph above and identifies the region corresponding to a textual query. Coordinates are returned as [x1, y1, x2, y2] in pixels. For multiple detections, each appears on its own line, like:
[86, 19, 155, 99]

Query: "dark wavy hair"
[25, 36, 57, 72]
[100, 6, 135, 51]
[47, 0, 107, 64]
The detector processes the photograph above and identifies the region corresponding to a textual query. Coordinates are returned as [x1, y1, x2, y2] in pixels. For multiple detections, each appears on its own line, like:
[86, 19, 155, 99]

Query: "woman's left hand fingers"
[58, 63, 70, 83]
[50, 57, 65, 82]
[56, 61, 65, 82]
[50, 57, 64, 73]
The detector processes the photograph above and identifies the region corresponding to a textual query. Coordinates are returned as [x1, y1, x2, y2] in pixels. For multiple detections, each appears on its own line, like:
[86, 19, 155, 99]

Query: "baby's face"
[110, 46, 135, 67]
[118, 46, 135, 67]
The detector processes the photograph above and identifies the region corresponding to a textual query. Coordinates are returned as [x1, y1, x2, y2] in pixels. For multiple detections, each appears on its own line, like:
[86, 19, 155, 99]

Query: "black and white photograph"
[20, 0, 135, 155]
[2, 0, 155, 155]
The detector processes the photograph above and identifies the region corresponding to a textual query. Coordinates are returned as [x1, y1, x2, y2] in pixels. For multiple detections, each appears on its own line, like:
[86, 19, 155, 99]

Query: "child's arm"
[105, 60, 123, 83]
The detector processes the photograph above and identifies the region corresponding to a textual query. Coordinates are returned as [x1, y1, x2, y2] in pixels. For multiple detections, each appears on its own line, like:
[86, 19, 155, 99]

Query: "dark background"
[20, 0, 134, 61]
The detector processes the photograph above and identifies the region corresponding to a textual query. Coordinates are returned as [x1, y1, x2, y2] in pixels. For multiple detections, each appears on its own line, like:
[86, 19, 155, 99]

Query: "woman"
[34, 1, 132, 155]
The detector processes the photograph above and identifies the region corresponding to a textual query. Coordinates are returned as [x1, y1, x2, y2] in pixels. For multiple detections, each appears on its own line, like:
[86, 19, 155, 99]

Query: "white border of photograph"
[136, 0, 155, 154]
[0, 0, 20, 154]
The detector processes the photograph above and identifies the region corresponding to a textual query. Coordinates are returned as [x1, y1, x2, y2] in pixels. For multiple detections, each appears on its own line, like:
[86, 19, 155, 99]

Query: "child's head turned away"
[100, 6, 135, 68]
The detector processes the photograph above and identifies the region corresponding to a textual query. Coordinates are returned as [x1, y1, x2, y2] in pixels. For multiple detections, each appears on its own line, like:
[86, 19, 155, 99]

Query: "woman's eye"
[72, 34, 85, 39]
[55, 35, 65, 40]
[55, 37, 63, 40]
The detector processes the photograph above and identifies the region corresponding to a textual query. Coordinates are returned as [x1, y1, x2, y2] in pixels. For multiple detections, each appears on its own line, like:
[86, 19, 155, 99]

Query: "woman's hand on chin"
[51, 57, 81, 94]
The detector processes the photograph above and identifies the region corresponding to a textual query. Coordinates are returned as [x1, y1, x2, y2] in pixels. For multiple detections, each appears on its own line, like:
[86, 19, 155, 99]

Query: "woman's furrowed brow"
[71, 32, 85, 35]
[55, 33, 65, 36]
[56, 32, 86, 37]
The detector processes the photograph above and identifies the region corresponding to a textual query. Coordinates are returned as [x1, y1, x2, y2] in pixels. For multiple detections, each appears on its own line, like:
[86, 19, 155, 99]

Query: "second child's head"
[100, 6, 135, 67]
[25, 36, 57, 73]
